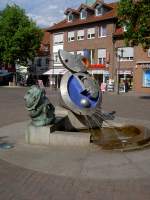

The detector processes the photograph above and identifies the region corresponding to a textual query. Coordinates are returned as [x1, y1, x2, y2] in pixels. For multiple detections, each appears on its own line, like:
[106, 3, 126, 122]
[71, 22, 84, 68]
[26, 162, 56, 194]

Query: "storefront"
[88, 69, 110, 85]
[43, 68, 67, 88]
[118, 69, 134, 91]
[134, 62, 150, 93]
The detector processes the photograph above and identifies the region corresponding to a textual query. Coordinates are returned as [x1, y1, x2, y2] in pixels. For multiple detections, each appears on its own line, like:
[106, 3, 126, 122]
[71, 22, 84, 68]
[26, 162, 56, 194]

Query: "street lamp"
[116, 48, 124, 94]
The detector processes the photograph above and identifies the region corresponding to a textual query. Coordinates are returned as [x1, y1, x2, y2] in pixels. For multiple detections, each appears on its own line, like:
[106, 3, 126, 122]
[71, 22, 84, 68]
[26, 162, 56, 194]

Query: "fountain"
[24, 50, 150, 151]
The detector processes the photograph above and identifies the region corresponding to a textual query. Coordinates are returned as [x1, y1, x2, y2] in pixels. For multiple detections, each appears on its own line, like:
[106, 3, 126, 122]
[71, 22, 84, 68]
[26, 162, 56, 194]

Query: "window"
[143, 69, 150, 87]
[123, 25, 127, 32]
[53, 33, 64, 45]
[67, 13, 73, 22]
[80, 9, 87, 19]
[148, 48, 150, 57]
[87, 28, 95, 39]
[77, 51, 84, 56]
[117, 47, 134, 61]
[77, 30, 84, 40]
[84, 49, 95, 64]
[95, 5, 103, 16]
[99, 25, 107, 37]
[98, 49, 106, 64]
[53, 53, 60, 64]
[45, 58, 49, 65]
[68, 31, 75, 42]
[69, 51, 75, 55]
[44, 45, 49, 52]
[37, 58, 42, 67]
[77, 49, 95, 64]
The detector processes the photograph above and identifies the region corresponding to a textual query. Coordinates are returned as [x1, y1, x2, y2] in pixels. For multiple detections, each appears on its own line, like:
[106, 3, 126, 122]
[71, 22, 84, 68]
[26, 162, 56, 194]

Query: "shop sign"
[142, 64, 150, 68]
[117, 70, 132, 75]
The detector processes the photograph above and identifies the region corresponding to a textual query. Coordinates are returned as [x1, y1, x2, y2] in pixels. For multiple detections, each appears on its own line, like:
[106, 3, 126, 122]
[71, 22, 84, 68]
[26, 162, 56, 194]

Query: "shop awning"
[136, 61, 150, 64]
[88, 69, 109, 75]
[89, 64, 105, 69]
[43, 68, 68, 75]
[117, 70, 133, 75]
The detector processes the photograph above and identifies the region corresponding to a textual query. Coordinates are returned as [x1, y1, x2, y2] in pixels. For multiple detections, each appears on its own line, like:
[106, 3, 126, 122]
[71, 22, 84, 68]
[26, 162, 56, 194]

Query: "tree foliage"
[0, 4, 43, 66]
[117, 0, 150, 49]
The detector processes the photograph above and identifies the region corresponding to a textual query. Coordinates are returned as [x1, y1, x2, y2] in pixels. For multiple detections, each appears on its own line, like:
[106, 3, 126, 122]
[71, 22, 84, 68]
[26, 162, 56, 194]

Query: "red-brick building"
[47, 0, 150, 93]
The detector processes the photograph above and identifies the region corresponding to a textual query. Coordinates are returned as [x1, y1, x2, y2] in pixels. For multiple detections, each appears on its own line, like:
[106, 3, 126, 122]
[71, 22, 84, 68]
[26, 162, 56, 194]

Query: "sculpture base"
[25, 117, 90, 146]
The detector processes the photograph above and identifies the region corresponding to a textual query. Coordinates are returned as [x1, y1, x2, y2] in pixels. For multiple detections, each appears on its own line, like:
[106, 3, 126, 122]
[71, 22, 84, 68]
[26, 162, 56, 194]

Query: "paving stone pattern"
[0, 87, 150, 199]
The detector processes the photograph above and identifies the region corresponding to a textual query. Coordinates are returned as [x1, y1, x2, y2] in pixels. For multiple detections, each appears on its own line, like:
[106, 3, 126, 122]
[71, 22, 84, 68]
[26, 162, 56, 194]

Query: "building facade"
[31, 30, 50, 76]
[47, 0, 150, 93]
[28, 30, 50, 86]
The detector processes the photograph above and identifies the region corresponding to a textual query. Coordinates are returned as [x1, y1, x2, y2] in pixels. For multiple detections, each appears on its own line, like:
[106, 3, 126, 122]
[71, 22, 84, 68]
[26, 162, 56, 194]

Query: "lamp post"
[49, 56, 54, 88]
[116, 48, 124, 94]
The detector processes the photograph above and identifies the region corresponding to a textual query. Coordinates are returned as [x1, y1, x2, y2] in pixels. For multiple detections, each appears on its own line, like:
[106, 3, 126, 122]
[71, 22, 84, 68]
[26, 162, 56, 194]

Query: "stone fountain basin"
[25, 106, 150, 152]
[88, 125, 150, 151]
[25, 117, 150, 152]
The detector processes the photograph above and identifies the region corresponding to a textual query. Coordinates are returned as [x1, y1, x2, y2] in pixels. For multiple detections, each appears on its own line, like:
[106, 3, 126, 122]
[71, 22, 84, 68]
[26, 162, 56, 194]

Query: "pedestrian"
[124, 80, 129, 92]
[100, 82, 106, 93]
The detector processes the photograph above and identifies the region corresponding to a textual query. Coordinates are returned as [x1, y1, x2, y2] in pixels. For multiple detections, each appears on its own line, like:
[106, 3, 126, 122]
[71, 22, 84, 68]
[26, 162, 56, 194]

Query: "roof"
[78, 3, 94, 12]
[92, 0, 115, 9]
[64, 8, 79, 15]
[48, 2, 117, 32]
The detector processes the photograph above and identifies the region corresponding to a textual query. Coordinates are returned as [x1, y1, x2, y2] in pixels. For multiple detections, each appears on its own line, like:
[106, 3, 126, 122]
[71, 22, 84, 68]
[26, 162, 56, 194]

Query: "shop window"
[98, 25, 107, 37]
[143, 69, 150, 87]
[87, 28, 95, 39]
[68, 31, 75, 42]
[117, 47, 134, 61]
[98, 49, 106, 64]
[77, 30, 84, 40]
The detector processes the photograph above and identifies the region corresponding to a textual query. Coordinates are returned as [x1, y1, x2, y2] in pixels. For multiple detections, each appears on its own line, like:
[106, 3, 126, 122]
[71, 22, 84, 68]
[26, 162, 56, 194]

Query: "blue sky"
[0, 0, 117, 27]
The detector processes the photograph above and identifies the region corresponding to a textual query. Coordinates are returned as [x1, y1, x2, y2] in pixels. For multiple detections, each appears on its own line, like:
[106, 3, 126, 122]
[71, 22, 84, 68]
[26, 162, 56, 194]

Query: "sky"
[0, 0, 117, 28]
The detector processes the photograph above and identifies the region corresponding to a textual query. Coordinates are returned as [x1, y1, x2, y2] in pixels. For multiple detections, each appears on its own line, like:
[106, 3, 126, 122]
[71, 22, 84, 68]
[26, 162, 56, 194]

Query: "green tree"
[0, 4, 43, 67]
[117, 0, 150, 49]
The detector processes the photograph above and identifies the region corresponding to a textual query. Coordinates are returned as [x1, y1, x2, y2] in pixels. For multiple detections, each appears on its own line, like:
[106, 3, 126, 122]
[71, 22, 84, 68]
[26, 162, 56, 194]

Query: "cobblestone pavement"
[0, 158, 150, 200]
[102, 92, 150, 121]
[0, 87, 150, 200]
[0, 87, 150, 127]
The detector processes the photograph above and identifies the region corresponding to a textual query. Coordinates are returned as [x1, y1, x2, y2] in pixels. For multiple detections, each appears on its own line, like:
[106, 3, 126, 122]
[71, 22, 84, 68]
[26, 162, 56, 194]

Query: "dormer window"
[95, 4, 103, 16]
[67, 13, 73, 22]
[80, 9, 87, 19]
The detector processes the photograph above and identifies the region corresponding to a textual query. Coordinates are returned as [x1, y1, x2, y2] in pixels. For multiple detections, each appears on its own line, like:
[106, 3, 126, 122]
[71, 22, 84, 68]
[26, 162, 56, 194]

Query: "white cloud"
[48, 5, 58, 10]
[27, 13, 55, 27]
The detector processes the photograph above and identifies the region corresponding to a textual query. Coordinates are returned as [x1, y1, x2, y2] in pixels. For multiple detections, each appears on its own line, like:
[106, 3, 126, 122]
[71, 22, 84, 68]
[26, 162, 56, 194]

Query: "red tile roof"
[78, 3, 94, 12]
[92, 0, 116, 9]
[48, 2, 117, 32]
[64, 8, 80, 15]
